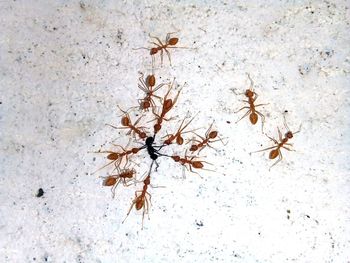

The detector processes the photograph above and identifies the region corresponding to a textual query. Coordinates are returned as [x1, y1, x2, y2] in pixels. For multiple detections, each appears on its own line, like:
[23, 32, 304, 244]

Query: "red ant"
[123, 163, 154, 228]
[171, 151, 211, 175]
[107, 106, 148, 140]
[251, 116, 301, 169]
[234, 74, 268, 132]
[135, 32, 187, 67]
[93, 145, 141, 173]
[152, 80, 182, 134]
[137, 72, 166, 111]
[189, 122, 223, 153]
[101, 168, 136, 198]
[163, 114, 197, 145]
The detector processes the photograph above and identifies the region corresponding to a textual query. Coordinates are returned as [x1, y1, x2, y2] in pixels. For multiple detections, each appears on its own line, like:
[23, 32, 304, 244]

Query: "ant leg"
[160, 49, 164, 66]
[247, 73, 254, 88]
[151, 55, 155, 70]
[277, 128, 283, 142]
[265, 134, 278, 144]
[166, 31, 180, 42]
[255, 103, 269, 107]
[152, 83, 166, 93]
[197, 144, 208, 154]
[234, 106, 250, 113]
[255, 110, 265, 132]
[149, 35, 164, 47]
[91, 159, 118, 174]
[282, 146, 294, 151]
[235, 109, 252, 123]
[122, 193, 139, 224]
[250, 145, 278, 154]
[111, 178, 121, 198]
[164, 48, 172, 66]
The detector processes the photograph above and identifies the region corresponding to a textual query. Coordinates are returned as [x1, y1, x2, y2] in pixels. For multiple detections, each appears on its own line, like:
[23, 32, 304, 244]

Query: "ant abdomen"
[269, 149, 279, 159]
[250, 112, 258, 124]
[107, 153, 119, 160]
[192, 161, 203, 169]
[168, 38, 178, 45]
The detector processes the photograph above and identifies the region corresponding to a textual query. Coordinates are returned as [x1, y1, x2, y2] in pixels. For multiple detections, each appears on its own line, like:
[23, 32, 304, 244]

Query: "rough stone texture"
[0, 0, 349, 262]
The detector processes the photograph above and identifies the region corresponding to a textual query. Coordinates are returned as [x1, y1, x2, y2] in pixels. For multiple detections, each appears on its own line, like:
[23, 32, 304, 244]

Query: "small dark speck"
[306, 214, 310, 218]
[287, 209, 291, 213]
[195, 220, 204, 227]
[93, 157, 96, 161]
[284, 110, 288, 113]
[33, 258, 36, 261]
[36, 188, 44, 197]
[53, 27, 57, 31]
[0, 102, 2, 104]
[226, 120, 231, 124]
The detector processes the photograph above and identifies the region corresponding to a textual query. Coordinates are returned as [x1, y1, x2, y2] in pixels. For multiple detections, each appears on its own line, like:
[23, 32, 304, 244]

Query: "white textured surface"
[1, 0, 349, 262]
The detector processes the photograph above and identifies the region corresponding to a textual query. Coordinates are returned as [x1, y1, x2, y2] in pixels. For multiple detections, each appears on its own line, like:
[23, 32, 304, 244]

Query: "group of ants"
[93, 32, 301, 228]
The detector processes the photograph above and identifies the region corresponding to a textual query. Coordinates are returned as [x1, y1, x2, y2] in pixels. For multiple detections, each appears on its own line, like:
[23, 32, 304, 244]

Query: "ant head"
[150, 48, 158, 55]
[145, 137, 154, 145]
[168, 37, 178, 45]
[142, 101, 151, 109]
[286, 131, 293, 139]
[172, 156, 180, 162]
[140, 132, 147, 139]
[131, 148, 140, 154]
[245, 89, 254, 97]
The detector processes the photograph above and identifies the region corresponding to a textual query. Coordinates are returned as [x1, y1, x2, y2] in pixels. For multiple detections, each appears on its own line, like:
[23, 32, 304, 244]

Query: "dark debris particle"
[195, 220, 204, 227]
[36, 188, 44, 197]
[226, 120, 231, 124]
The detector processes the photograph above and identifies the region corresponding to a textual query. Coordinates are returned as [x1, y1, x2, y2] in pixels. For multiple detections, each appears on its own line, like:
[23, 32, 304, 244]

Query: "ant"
[137, 72, 166, 111]
[163, 114, 197, 145]
[134, 32, 186, 67]
[171, 151, 211, 175]
[101, 168, 136, 198]
[189, 122, 223, 153]
[107, 106, 148, 140]
[234, 74, 268, 132]
[123, 162, 154, 228]
[93, 145, 141, 173]
[152, 80, 182, 134]
[251, 116, 301, 169]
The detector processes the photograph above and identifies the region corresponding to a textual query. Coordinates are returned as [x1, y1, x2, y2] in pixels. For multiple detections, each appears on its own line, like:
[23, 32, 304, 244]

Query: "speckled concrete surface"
[1, 0, 349, 262]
